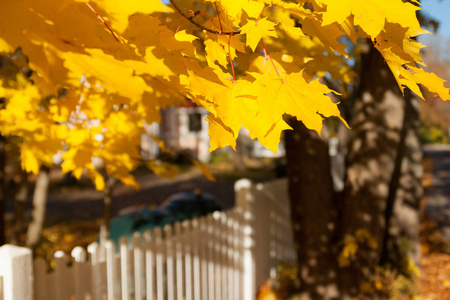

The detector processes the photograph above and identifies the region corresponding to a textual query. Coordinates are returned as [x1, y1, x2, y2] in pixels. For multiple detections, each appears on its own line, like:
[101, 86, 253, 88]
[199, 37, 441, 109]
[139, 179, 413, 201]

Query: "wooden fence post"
[0, 245, 33, 300]
[235, 179, 255, 300]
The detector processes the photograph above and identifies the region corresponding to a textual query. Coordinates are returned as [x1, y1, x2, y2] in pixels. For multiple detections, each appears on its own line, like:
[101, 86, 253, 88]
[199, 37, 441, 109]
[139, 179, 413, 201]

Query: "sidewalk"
[422, 145, 450, 241]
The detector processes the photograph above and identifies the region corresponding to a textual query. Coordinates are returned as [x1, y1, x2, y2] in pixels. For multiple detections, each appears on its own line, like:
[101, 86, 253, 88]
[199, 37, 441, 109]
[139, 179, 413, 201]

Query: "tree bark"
[10, 168, 29, 245]
[26, 166, 50, 250]
[339, 41, 421, 296]
[380, 91, 422, 271]
[0, 135, 6, 246]
[285, 119, 340, 299]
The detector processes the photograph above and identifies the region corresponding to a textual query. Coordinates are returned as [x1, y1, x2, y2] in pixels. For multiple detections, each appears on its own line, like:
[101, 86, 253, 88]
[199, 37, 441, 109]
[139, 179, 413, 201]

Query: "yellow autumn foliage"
[0, 0, 447, 189]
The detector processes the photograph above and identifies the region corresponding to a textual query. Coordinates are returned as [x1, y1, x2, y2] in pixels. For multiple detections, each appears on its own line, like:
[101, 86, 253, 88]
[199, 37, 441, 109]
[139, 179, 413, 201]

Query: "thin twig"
[169, 0, 240, 35]
[86, 3, 121, 43]
[214, 3, 224, 34]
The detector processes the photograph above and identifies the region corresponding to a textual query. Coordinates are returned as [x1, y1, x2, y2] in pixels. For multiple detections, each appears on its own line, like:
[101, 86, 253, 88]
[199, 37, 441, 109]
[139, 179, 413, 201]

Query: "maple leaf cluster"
[0, 0, 448, 190]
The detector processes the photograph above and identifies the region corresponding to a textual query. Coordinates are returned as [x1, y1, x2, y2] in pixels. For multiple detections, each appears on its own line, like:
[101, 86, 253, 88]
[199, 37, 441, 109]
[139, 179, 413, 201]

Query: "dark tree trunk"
[336, 41, 406, 295]
[380, 91, 422, 272]
[284, 41, 422, 298]
[285, 119, 340, 299]
[0, 135, 6, 246]
[10, 168, 29, 245]
[338, 41, 420, 297]
[26, 166, 50, 250]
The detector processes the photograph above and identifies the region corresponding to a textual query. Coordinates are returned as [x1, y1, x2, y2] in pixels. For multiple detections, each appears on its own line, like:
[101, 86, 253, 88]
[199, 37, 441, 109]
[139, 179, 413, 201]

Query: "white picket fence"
[0, 178, 296, 300]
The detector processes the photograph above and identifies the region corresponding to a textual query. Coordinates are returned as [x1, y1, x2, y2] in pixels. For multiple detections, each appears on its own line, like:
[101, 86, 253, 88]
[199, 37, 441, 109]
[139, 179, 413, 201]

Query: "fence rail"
[0, 178, 296, 300]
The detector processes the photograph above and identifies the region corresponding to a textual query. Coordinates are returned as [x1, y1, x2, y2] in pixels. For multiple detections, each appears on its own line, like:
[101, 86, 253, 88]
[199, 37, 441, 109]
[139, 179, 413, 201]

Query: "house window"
[188, 112, 202, 132]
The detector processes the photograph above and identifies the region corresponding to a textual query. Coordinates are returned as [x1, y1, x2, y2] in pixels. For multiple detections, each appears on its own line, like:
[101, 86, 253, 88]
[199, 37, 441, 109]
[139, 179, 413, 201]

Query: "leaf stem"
[256, 5, 273, 22]
[260, 39, 282, 79]
[175, 18, 186, 33]
[85, 3, 120, 43]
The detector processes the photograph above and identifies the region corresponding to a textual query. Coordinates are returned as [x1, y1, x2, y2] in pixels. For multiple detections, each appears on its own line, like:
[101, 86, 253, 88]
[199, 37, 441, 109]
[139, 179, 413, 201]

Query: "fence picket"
[173, 222, 183, 300]
[33, 258, 48, 300]
[71, 246, 90, 300]
[182, 220, 192, 300]
[133, 232, 144, 300]
[232, 209, 242, 300]
[105, 240, 116, 300]
[88, 242, 102, 300]
[191, 219, 201, 300]
[0, 276, 3, 300]
[154, 228, 164, 300]
[220, 213, 228, 300]
[144, 230, 154, 300]
[206, 214, 215, 300]
[212, 212, 222, 300]
[120, 237, 130, 300]
[226, 214, 235, 300]
[198, 217, 208, 300]
[53, 251, 66, 300]
[164, 225, 174, 300]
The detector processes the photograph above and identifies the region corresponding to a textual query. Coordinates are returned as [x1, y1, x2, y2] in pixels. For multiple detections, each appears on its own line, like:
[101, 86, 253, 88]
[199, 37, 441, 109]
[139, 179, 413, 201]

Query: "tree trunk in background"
[26, 166, 50, 250]
[284, 41, 422, 298]
[0, 135, 5, 246]
[285, 119, 340, 299]
[99, 175, 116, 252]
[10, 169, 29, 245]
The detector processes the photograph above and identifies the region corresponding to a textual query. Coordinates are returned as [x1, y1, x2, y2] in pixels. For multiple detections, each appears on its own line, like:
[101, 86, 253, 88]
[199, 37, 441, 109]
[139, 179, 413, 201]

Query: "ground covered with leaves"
[418, 219, 450, 299]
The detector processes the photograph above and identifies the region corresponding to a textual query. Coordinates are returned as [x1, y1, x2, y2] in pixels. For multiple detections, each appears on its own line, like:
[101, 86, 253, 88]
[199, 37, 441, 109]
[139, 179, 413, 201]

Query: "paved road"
[43, 169, 237, 225]
[423, 144, 450, 241]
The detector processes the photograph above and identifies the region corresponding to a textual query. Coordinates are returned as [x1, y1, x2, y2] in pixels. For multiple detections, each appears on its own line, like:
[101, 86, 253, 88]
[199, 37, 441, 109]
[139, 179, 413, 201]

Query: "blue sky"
[421, 0, 450, 36]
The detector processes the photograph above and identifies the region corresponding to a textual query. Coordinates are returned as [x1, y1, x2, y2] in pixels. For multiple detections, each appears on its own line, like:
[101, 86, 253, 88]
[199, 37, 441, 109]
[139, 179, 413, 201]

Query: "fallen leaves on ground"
[418, 218, 450, 299]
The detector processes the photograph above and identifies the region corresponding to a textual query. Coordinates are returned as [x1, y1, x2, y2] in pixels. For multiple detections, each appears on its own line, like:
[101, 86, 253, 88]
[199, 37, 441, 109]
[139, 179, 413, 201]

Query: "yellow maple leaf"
[240, 18, 278, 51]
[207, 114, 237, 151]
[61, 148, 93, 177]
[202, 69, 346, 153]
[208, 0, 245, 20]
[249, 72, 347, 145]
[20, 143, 41, 174]
[242, 1, 265, 19]
[90, 0, 172, 33]
[321, 0, 421, 39]
[301, 18, 348, 58]
[86, 167, 106, 191]
[205, 39, 229, 68]
[378, 46, 450, 100]
[0, 37, 11, 53]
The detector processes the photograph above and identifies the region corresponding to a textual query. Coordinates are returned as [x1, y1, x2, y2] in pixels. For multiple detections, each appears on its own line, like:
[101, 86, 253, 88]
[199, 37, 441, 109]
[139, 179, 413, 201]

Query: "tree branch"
[169, 0, 240, 35]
